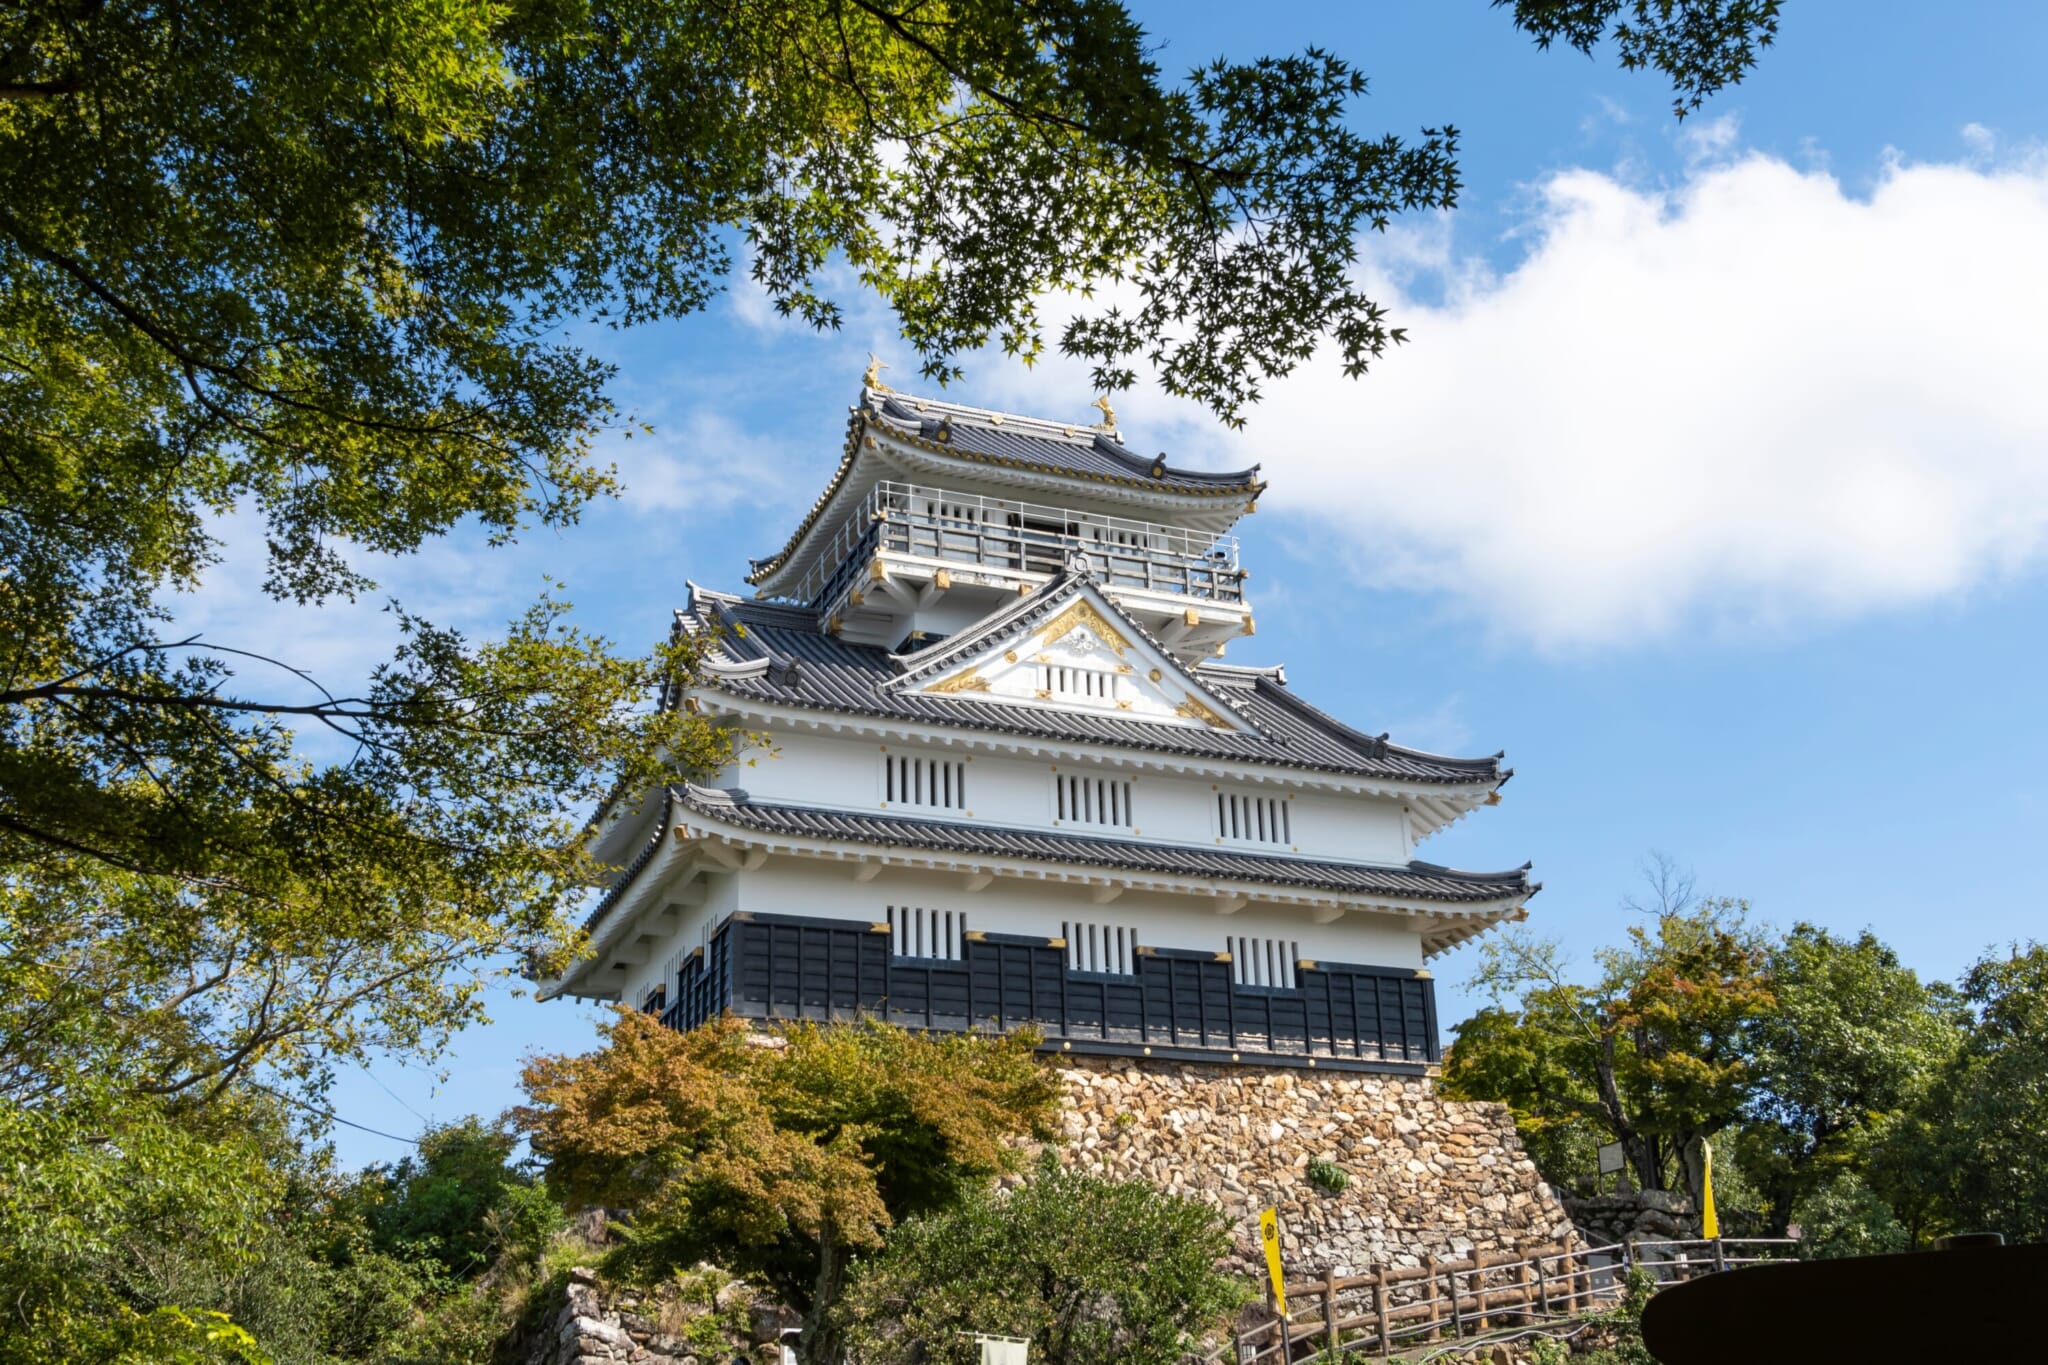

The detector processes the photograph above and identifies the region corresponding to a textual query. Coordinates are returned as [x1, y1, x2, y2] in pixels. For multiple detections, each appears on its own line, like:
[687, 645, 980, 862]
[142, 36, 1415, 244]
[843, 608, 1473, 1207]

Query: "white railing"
[785, 481, 1246, 610]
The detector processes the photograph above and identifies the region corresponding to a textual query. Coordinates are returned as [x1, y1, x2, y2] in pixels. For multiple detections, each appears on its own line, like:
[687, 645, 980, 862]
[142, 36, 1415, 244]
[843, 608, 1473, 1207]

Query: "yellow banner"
[1700, 1139, 1719, 1239]
[1259, 1207, 1286, 1315]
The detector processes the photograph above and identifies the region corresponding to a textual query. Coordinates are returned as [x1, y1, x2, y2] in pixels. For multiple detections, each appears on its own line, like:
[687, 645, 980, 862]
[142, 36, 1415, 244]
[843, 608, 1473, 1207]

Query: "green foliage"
[1444, 872, 1775, 1208]
[1446, 855, 2048, 1254]
[1791, 1169, 1911, 1261]
[1306, 1158, 1350, 1195]
[518, 1011, 1063, 1364]
[359, 1116, 557, 1278]
[0, 1056, 578, 1365]
[0, 1079, 283, 1363]
[1927, 944, 2048, 1243]
[840, 1153, 1246, 1365]
[1733, 924, 1960, 1237]
[1497, 2, 1784, 117]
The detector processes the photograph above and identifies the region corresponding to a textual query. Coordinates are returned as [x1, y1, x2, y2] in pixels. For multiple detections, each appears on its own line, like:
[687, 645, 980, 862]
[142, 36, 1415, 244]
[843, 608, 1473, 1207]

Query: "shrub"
[1307, 1159, 1350, 1194]
[840, 1153, 1247, 1365]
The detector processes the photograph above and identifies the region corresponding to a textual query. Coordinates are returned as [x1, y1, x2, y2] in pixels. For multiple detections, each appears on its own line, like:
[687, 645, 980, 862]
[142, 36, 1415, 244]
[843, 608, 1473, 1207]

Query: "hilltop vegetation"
[1443, 862, 2048, 1252]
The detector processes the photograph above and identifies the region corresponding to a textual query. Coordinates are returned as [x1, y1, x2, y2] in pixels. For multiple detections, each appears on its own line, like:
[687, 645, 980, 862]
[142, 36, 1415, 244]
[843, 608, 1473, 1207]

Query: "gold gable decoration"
[1173, 692, 1233, 730]
[1036, 600, 1131, 657]
[924, 668, 991, 695]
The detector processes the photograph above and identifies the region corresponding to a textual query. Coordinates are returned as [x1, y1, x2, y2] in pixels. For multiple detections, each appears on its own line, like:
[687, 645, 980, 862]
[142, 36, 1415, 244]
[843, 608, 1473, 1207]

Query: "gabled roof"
[677, 583, 1509, 789]
[882, 570, 1262, 734]
[747, 386, 1264, 588]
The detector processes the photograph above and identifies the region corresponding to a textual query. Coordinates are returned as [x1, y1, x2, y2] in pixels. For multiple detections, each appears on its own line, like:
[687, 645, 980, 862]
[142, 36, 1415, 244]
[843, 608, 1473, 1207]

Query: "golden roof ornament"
[1091, 394, 1117, 431]
[863, 352, 892, 393]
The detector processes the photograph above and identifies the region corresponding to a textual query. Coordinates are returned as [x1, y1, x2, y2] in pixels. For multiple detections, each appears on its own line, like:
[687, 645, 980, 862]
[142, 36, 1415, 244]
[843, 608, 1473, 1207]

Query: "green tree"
[516, 1011, 1062, 1365]
[1927, 943, 2048, 1243]
[359, 1115, 558, 1279]
[0, 1076, 285, 1363]
[1733, 924, 1960, 1239]
[1443, 864, 1776, 1211]
[840, 1153, 1245, 1365]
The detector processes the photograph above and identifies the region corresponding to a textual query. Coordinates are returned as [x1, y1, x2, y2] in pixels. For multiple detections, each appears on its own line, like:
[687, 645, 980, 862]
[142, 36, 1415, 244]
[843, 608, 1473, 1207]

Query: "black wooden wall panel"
[677, 912, 1439, 1069]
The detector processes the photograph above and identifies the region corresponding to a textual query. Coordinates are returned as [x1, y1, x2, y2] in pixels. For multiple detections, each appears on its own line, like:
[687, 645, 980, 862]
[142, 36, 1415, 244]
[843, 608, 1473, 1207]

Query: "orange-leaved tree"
[516, 1011, 1061, 1364]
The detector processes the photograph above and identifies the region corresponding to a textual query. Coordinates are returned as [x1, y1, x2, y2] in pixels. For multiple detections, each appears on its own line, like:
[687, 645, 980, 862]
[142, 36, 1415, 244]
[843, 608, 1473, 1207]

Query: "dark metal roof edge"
[1247, 675, 1507, 777]
[871, 389, 1264, 488]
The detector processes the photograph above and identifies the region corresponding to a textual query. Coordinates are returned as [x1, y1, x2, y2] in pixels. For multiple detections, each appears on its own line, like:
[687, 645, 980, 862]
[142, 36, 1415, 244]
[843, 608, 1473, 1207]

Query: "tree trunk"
[1594, 1032, 1664, 1191]
[797, 1221, 850, 1365]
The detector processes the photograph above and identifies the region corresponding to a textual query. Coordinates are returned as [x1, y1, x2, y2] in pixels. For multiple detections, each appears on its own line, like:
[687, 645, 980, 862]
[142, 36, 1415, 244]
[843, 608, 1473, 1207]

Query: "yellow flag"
[1259, 1208, 1286, 1315]
[1700, 1139, 1719, 1239]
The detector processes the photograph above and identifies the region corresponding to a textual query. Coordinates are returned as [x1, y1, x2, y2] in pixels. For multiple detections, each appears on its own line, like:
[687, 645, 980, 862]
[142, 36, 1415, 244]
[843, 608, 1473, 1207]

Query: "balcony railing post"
[793, 478, 1243, 610]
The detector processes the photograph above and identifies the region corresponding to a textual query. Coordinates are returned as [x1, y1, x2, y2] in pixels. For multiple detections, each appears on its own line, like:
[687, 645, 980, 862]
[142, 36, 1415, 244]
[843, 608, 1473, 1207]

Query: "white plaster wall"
[613, 867, 740, 1008]
[713, 728, 1414, 863]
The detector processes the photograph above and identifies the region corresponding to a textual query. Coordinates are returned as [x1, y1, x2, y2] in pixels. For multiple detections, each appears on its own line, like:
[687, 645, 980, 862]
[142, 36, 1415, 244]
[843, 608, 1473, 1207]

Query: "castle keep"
[545, 380, 1538, 1084]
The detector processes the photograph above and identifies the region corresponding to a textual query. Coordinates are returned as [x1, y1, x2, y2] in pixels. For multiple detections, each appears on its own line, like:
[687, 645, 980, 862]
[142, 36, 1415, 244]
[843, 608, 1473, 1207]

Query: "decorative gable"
[893, 579, 1257, 733]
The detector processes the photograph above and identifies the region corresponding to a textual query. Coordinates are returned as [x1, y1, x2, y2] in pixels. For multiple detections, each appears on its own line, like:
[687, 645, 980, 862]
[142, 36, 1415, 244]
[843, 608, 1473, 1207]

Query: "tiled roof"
[678, 584, 1508, 787]
[674, 784, 1537, 906]
[747, 386, 1262, 585]
[865, 392, 1263, 494]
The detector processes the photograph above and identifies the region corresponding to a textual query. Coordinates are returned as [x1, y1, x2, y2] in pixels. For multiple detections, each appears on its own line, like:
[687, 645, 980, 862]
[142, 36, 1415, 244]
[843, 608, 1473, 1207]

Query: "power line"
[252, 1081, 419, 1147]
[357, 1062, 431, 1125]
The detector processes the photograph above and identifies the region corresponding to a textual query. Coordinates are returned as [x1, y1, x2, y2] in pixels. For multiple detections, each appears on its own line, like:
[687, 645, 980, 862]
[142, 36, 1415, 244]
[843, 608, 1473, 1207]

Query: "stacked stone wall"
[1054, 1057, 1574, 1276]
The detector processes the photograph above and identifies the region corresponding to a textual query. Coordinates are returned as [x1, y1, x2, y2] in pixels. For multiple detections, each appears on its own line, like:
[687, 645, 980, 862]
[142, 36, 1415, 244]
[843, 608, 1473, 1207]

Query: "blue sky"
[266, 1, 2048, 1163]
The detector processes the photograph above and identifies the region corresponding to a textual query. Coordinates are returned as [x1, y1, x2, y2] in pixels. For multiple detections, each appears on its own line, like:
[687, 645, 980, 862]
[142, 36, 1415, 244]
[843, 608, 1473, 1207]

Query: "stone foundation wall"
[1561, 1191, 1695, 1246]
[1054, 1058, 1574, 1277]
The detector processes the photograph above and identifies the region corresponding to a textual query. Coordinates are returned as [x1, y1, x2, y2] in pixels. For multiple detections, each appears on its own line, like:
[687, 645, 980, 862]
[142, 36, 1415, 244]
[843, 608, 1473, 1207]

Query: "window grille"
[884, 754, 967, 810]
[1055, 773, 1134, 828]
[1229, 936, 1300, 989]
[1037, 664, 1119, 702]
[1216, 790, 1291, 845]
[889, 905, 965, 960]
[1062, 921, 1138, 976]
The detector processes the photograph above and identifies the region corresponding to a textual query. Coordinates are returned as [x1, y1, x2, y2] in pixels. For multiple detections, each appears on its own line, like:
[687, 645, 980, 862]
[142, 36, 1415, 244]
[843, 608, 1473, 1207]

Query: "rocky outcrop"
[519, 1266, 781, 1365]
[1561, 1190, 1695, 1247]
[1054, 1057, 1575, 1276]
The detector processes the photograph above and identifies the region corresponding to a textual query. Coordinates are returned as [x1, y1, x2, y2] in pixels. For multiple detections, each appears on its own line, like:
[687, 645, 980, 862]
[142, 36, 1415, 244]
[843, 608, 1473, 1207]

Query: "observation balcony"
[783, 481, 1255, 655]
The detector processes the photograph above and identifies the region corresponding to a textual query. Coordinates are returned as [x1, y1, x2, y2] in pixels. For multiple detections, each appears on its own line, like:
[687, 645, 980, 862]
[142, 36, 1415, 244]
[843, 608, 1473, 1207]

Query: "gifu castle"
[545, 376, 1538, 1074]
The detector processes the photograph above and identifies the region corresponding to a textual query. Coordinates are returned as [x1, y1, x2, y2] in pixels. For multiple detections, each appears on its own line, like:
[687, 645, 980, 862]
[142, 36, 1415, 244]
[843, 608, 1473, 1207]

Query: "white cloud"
[604, 410, 809, 521]
[1186, 140, 2048, 650]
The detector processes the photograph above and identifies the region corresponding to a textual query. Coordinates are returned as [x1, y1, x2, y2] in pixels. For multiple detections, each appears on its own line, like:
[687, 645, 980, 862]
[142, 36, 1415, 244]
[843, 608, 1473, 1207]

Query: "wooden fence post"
[1446, 1255, 1467, 1342]
[1324, 1267, 1340, 1356]
[1375, 1266, 1392, 1358]
[1517, 1247, 1533, 1323]
[1470, 1250, 1490, 1332]
[1423, 1255, 1441, 1342]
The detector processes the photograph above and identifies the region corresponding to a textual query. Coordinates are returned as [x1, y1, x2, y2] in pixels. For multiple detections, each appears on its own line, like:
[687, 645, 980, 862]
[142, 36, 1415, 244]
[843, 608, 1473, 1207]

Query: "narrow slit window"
[889, 905, 964, 960]
[1063, 921, 1138, 975]
[883, 755, 967, 811]
[1228, 936, 1300, 989]
[1216, 790, 1291, 846]
[1054, 774, 1134, 829]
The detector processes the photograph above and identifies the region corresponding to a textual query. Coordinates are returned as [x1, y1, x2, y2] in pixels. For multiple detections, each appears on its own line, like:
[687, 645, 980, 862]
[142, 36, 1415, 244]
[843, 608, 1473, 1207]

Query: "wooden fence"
[1215, 1237, 1799, 1362]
